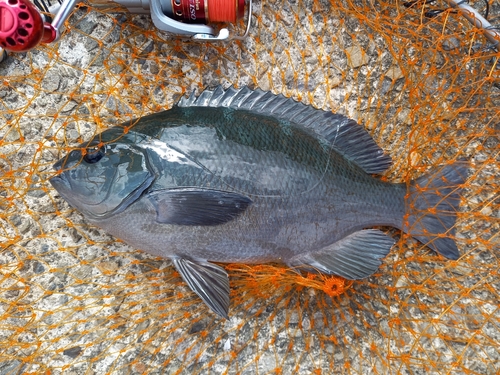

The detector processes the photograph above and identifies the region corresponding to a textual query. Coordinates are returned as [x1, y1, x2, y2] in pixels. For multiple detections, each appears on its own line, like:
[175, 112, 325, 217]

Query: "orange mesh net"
[1, 0, 499, 373]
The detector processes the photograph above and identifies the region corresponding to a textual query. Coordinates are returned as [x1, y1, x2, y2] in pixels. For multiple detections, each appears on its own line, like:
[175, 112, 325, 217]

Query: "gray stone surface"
[0, 0, 499, 374]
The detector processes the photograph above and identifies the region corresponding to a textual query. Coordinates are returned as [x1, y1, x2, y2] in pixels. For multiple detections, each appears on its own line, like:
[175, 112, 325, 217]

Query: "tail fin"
[405, 161, 469, 260]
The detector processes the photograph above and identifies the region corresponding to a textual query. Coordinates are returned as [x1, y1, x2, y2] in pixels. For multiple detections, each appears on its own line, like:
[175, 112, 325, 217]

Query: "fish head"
[50, 140, 154, 219]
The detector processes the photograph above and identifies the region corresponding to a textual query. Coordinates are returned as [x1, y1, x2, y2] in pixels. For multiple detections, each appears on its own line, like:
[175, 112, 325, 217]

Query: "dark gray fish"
[50, 86, 468, 318]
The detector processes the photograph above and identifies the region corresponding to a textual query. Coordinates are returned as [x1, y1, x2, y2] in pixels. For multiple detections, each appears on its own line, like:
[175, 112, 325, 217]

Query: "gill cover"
[50, 143, 154, 218]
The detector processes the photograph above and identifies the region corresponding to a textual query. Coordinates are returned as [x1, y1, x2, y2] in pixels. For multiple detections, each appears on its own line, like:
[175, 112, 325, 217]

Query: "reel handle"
[0, 0, 52, 52]
[0, 0, 76, 52]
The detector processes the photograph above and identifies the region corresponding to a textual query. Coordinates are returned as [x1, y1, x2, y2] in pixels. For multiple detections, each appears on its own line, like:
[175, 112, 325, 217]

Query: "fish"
[49, 85, 468, 319]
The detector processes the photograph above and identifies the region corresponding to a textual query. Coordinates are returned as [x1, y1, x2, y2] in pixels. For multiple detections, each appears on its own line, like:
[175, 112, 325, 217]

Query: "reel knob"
[0, 0, 55, 52]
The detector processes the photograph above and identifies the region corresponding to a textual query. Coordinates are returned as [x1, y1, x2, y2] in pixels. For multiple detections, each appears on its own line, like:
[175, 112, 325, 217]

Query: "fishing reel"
[0, 0, 251, 59]
[91, 0, 251, 40]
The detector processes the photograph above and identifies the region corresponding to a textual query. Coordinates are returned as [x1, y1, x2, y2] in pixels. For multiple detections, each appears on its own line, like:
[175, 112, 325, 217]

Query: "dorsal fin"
[177, 85, 392, 175]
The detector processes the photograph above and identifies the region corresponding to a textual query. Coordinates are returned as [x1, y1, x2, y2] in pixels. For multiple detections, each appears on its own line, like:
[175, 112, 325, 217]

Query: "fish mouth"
[48, 172, 69, 191]
[50, 156, 73, 187]
[52, 157, 67, 172]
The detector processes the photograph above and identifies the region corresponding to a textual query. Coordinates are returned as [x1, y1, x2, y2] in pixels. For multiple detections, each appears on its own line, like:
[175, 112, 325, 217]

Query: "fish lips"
[49, 170, 69, 191]
[49, 171, 80, 211]
[50, 155, 74, 191]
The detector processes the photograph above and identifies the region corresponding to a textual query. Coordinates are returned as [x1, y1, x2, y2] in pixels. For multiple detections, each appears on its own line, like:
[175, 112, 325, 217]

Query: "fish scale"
[50, 86, 468, 319]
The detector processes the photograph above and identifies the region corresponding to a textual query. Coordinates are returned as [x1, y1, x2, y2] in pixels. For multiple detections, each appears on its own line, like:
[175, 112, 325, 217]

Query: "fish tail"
[405, 160, 469, 260]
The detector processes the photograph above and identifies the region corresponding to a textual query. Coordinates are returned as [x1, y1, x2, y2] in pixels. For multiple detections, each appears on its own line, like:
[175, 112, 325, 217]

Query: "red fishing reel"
[93, 0, 251, 41]
[0, 0, 251, 57]
[0, 0, 60, 52]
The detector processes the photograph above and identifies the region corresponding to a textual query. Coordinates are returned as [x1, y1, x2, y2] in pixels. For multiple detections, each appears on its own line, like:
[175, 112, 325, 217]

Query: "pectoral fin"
[172, 258, 230, 319]
[288, 229, 394, 280]
[148, 188, 252, 226]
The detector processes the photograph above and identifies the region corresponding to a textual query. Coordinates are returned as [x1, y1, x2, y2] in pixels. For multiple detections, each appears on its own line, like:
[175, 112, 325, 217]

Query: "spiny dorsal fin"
[177, 85, 392, 175]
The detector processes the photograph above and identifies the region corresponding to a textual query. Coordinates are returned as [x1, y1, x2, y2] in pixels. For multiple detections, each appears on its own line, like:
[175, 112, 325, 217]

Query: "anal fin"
[172, 258, 230, 319]
[288, 229, 394, 280]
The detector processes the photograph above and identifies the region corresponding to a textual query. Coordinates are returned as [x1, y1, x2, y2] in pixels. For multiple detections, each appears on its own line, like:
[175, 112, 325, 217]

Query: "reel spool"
[169, 0, 244, 24]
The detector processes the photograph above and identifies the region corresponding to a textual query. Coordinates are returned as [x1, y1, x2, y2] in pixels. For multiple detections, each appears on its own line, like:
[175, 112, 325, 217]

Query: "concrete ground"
[0, 0, 499, 374]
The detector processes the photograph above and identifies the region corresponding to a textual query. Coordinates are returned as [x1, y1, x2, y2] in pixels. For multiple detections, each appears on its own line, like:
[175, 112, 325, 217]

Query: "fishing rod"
[404, 0, 500, 52]
[444, 0, 499, 50]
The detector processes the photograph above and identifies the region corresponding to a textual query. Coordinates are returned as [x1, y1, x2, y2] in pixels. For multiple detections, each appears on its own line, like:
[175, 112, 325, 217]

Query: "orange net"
[1, 0, 499, 373]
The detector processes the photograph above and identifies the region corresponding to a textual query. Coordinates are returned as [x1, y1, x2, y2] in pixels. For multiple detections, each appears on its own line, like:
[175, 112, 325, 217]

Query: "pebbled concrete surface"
[0, 0, 499, 374]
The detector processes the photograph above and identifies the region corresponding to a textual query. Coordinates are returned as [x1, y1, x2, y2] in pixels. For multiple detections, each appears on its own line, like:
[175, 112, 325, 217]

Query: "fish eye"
[83, 146, 105, 164]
